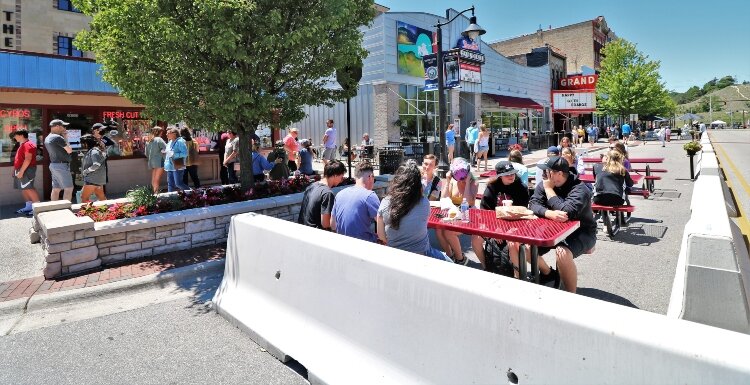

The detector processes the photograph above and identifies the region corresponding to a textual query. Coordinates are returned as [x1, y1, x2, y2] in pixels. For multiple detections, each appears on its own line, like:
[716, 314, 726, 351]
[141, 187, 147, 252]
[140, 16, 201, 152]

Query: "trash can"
[378, 148, 404, 175]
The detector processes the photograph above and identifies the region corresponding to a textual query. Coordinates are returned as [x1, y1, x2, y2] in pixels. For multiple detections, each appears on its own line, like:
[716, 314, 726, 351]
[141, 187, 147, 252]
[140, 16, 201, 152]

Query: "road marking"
[713, 141, 750, 237]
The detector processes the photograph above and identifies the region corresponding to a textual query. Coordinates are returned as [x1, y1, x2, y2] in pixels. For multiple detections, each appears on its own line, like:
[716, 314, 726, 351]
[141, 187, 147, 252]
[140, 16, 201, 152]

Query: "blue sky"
[376, 0, 750, 92]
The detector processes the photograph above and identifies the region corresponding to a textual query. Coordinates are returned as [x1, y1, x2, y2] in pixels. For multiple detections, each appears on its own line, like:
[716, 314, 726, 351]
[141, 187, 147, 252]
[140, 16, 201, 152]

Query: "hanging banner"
[423, 54, 438, 91]
[443, 50, 460, 89]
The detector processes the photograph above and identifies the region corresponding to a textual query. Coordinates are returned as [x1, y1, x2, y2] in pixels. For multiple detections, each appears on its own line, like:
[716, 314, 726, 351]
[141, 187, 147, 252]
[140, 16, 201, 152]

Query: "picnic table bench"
[591, 202, 635, 237]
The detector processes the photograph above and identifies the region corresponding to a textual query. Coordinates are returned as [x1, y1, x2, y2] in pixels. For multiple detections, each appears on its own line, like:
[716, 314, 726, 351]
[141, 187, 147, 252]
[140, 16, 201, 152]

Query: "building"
[490, 17, 616, 76]
[291, 8, 552, 159]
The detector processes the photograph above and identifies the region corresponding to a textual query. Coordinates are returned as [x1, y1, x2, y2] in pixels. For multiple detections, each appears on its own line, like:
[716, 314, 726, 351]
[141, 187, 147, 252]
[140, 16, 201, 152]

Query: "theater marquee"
[552, 91, 596, 112]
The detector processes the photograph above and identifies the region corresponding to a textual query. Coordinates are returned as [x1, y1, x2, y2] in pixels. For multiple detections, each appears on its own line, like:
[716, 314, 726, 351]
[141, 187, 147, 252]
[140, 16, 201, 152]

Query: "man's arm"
[329, 212, 337, 232]
[17, 155, 32, 177]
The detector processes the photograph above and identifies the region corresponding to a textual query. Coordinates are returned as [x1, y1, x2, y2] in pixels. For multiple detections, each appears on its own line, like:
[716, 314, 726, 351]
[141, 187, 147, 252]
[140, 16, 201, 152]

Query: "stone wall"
[33, 179, 391, 279]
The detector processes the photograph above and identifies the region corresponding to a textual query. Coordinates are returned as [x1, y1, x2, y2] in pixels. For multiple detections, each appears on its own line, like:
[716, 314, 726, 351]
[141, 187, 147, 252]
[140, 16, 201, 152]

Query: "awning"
[484, 94, 543, 111]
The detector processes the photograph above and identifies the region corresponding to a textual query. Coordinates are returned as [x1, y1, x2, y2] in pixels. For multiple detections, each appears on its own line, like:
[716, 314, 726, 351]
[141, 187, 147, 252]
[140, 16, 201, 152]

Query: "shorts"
[13, 167, 36, 190]
[49, 162, 74, 189]
[322, 147, 337, 161]
[477, 144, 489, 152]
[536, 229, 596, 259]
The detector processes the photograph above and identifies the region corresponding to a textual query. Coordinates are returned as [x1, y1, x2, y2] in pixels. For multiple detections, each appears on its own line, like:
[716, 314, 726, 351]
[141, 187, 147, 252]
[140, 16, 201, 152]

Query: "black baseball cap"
[537, 156, 569, 173]
[494, 160, 517, 176]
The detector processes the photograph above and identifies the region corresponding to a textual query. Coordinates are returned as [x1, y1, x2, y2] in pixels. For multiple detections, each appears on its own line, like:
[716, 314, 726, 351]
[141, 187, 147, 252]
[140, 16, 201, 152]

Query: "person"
[284, 127, 300, 172]
[621, 122, 631, 145]
[376, 160, 452, 262]
[321, 119, 337, 165]
[216, 132, 229, 185]
[465, 121, 478, 164]
[12, 129, 40, 215]
[45, 119, 74, 202]
[298, 160, 346, 230]
[331, 162, 380, 242]
[144, 127, 166, 193]
[79, 134, 107, 203]
[576, 125, 585, 146]
[445, 123, 456, 163]
[527, 156, 597, 292]
[612, 141, 631, 171]
[222, 131, 239, 184]
[361, 133, 374, 146]
[561, 147, 584, 176]
[657, 125, 666, 147]
[508, 149, 529, 187]
[571, 125, 579, 147]
[587, 124, 597, 146]
[421, 154, 443, 201]
[699, 122, 707, 136]
[164, 127, 189, 192]
[181, 127, 201, 188]
[592, 150, 634, 206]
[251, 142, 275, 182]
[342, 137, 356, 162]
[267, 140, 291, 181]
[435, 157, 478, 265]
[557, 136, 572, 152]
[665, 125, 672, 143]
[297, 139, 315, 176]
[472, 161, 530, 272]
[475, 124, 490, 171]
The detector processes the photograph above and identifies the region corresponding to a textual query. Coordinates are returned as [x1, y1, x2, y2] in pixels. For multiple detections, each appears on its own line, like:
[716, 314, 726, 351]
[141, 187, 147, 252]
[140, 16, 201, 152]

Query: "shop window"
[397, 84, 449, 142]
[57, 36, 83, 57]
[0, 108, 43, 164]
[57, 0, 82, 13]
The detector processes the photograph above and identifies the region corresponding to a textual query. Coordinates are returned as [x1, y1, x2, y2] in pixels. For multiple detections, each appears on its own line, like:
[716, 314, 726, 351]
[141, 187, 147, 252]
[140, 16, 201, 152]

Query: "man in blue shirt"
[331, 162, 380, 242]
[465, 121, 478, 164]
[251, 143, 276, 182]
[621, 122, 631, 145]
[445, 124, 456, 163]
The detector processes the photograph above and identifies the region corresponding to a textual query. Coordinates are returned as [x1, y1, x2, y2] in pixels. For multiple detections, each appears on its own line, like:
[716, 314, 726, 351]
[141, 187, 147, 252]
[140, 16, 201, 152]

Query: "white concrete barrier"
[215, 214, 750, 384]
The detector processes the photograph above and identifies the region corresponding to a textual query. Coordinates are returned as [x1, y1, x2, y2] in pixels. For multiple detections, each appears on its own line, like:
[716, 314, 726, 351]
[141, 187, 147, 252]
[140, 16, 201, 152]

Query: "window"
[0, 107, 43, 164]
[397, 84, 449, 142]
[57, 0, 82, 13]
[57, 36, 83, 57]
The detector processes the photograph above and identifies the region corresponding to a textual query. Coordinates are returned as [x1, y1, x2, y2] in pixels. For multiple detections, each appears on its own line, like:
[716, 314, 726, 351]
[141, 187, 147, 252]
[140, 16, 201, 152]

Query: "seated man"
[298, 160, 346, 230]
[267, 141, 290, 181]
[331, 162, 380, 242]
[527, 156, 597, 292]
[251, 143, 276, 182]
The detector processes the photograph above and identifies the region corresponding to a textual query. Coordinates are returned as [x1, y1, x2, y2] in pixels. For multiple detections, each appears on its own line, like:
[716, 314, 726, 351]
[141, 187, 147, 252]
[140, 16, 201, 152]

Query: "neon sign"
[0, 109, 31, 118]
[103, 111, 141, 119]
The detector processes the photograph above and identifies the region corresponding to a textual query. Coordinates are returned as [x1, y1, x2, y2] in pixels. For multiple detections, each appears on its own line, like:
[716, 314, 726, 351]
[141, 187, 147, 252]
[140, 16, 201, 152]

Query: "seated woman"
[376, 160, 451, 262]
[251, 143, 275, 182]
[435, 157, 478, 265]
[297, 139, 316, 176]
[592, 150, 634, 206]
[508, 149, 528, 187]
[471, 160, 529, 273]
[611, 141, 631, 171]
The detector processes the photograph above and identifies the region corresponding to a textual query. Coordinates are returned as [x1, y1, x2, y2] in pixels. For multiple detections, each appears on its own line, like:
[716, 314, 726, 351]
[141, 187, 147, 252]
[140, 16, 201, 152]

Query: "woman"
[435, 157, 478, 265]
[376, 160, 451, 262]
[79, 134, 107, 203]
[297, 139, 315, 176]
[592, 150, 634, 206]
[164, 127, 190, 192]
[474, 124, 490, 171]
[181, 127, 201, 188]
[612, 142, 631, 171]
[561, 147, 585, 176]
[558, 136, 572, 152]
[145, 126, 167, 194]
[508, 149, 529, 187]
[577, 125, 585, 147]
[445, 123, 456, 163]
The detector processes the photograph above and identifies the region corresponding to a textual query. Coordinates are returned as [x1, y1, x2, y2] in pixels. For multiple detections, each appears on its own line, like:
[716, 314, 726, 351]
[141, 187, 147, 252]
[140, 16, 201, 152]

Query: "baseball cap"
[449, 157, 471, 181]
[547, 146, 560, 155]
[536, 156, 569, 173]
[92, 123, 105, 130]
[49, 119, 69, 127]
[494, 160, 517, 176]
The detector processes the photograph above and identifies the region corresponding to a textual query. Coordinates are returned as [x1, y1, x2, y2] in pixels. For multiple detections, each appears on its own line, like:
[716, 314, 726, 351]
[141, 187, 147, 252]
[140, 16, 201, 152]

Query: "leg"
[151, 168, 162, 194]
[62, 188, 73, 202]
[508, 241, 521, 278]
[175, 169, 190, 190]
[94, 186, 107, 201]
[188, 165, 200, 188]
[443, 230, 464, 262]
[50, 188, 61, 201]
[555, 245, 577, 293]
[470, 235, 486, 269]
[483, 152, 488, 171]
[80, 185, 96, 203]
[435, 229, 453, 257]
[167, 171, 176, 192]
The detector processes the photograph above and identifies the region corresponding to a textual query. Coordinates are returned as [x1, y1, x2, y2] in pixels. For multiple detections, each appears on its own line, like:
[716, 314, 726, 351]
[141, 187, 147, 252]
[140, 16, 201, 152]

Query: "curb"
[0, 297, 29, 319]
[20, 259, 225, 313]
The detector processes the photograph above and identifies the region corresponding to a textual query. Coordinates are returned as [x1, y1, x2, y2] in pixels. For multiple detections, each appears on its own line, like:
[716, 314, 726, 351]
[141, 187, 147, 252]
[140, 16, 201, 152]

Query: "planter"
[686, 150, 698, 156]
[33, 178, 391, 279]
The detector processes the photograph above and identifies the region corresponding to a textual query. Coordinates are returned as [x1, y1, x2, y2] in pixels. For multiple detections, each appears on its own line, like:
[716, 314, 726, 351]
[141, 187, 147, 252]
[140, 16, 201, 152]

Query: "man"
[465, 121, 478, 164]
[284, 128, 300, 172]
[321, 119, 337, 165]
[621, 122, 631, 145]
[45, 119, 74, 202]
[298, 160, 346, 230]
[528, 156, 597, 293]
[222, 131, 239, 183]
[421, 154, 442, 201]
[361, 133, 373, 146]
[13, 129, 40, 214]
[331, 162, 380, 242]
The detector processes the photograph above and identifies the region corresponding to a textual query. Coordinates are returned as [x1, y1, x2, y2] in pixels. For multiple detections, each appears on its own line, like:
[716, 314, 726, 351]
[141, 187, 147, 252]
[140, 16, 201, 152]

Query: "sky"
[376, 0, 750, 92]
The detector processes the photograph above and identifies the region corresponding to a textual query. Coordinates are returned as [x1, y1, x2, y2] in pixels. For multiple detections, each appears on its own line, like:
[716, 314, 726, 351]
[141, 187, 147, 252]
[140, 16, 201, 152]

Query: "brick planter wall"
[33, 178, 391, 279]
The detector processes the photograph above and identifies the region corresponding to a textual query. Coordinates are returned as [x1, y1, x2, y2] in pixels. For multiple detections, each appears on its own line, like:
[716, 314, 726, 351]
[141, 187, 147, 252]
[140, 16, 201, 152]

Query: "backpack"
[483, 239, 514, 277]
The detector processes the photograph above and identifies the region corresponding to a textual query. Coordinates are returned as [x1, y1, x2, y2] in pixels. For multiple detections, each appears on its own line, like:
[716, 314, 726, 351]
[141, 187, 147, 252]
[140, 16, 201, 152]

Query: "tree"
[73, 0, 374, 189]
[596, 39, 672, 119]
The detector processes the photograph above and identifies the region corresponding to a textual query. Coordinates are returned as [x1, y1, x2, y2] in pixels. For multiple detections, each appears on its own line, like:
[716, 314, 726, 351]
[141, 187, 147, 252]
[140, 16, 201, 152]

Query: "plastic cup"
[502, 200, 513, 207]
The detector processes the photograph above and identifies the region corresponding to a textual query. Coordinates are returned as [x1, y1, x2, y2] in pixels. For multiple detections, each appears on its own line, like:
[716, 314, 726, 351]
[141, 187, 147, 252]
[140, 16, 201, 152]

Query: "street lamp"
[435, 7, 486, 177]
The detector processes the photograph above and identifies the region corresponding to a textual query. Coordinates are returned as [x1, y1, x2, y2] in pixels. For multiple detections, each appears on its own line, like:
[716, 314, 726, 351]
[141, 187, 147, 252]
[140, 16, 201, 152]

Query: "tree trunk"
[237, 124, 256, 191]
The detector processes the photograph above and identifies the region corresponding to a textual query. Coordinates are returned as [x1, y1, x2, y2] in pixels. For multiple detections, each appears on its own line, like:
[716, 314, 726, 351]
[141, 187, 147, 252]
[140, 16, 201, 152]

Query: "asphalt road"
[707, 130, 750, 236]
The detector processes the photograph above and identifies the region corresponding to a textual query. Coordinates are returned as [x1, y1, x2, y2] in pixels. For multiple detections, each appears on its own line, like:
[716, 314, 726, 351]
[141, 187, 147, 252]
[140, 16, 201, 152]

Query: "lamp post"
[434, 7, 486, 177]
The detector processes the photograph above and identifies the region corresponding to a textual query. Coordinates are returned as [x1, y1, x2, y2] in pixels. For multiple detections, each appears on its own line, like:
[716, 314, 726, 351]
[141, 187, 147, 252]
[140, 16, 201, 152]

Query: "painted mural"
[396, 21, 434, 77]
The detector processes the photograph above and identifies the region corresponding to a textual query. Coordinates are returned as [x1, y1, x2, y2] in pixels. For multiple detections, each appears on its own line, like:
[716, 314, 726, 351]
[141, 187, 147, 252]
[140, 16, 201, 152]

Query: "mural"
[397, 21, 434, 77]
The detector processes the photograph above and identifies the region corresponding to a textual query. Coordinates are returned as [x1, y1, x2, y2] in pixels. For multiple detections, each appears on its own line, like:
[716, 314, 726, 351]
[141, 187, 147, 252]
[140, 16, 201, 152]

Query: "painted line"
[712, 141, 750, 237]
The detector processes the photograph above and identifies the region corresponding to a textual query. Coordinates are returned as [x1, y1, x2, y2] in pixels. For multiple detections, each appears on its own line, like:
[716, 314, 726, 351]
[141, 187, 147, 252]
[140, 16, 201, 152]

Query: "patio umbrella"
[677, 113, 702, 121]
[711, 120, 727, 125]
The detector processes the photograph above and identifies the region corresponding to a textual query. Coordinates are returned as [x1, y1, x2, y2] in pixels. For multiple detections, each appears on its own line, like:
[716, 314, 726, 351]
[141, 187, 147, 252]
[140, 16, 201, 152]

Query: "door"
[43, 109, 98, 202]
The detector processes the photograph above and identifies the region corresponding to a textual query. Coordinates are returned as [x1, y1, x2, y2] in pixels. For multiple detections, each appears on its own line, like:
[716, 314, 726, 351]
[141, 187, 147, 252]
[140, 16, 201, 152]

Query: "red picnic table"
[578, 173, 643, 184]
[582, 157, 665, 192]
[427, 207, 580, 283]
[581, 157, 665, 164]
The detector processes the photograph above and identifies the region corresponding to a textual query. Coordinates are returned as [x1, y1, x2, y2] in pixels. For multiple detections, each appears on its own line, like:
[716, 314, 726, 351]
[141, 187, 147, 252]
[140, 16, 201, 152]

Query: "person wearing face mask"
[435, 157, 478, 265]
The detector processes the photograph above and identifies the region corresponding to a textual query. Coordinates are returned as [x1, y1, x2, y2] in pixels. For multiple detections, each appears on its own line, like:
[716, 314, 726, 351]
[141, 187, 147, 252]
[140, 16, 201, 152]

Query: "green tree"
[73, 0, 374, 189]
[696, 96, 724, 113]
[596, 39, 671, 119]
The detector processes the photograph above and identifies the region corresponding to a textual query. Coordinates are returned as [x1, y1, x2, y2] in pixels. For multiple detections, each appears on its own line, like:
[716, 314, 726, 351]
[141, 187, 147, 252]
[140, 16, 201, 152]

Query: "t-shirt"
[298, 182, 335, 229]
[377, 196, 431, 255]
[332, 186, 380, 242]
[44, 133, 70, 163]
[284, 134, 299, 153]
[14, 140, 36, 170]
[466, 127, 479, 144]
[621, 124, 631, 135]
[298, 148, 314, 175]
[82, 147, 107, 185]
[445, 130, 455, 146]
[422, 175, 442, 200]
[324, 127, 337, 148]
[224, 137, 239, 163]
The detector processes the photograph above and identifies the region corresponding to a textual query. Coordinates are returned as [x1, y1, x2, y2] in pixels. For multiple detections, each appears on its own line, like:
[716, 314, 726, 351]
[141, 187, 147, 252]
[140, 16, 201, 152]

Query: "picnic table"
[582, 157, 665, 192]
[577, 173, 643, 184]
[581, 157, 665, 164]
[427, 207, 580, 283]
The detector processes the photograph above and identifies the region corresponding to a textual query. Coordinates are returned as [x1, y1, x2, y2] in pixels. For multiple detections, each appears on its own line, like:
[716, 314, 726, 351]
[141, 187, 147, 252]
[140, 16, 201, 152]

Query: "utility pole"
[709, 94, 713, 122]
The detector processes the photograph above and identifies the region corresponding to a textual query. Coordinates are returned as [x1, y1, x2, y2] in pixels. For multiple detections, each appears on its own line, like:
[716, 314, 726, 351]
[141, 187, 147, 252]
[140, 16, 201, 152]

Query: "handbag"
[172, 157, 185, 168]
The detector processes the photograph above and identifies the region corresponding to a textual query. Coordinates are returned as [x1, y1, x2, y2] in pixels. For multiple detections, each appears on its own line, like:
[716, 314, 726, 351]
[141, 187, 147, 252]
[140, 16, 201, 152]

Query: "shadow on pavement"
[577, 287, 639, 309]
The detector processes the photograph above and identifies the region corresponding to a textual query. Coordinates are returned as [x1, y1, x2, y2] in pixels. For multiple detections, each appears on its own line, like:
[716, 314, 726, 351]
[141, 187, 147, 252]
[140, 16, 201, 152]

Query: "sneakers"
[16, 207, 31, 214]
[453, 253, 470, 266]
[539, 268, 561, 289]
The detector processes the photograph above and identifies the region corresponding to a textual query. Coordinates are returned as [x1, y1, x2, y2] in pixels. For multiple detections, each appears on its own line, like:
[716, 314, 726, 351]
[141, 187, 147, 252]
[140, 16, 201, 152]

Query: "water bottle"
[460, 198, 470, 223]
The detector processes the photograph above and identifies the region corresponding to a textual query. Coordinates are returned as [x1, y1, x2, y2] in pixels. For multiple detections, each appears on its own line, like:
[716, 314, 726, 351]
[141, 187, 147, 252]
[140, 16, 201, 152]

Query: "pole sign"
[423, 53, 438, 91]
[443, 49, 460, 89]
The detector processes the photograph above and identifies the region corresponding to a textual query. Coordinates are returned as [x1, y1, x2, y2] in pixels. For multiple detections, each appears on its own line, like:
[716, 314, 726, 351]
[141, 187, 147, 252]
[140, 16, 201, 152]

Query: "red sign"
[559, 75, 598, 90]
[0, 109, 31, 118]
[103, 111, 141, 119]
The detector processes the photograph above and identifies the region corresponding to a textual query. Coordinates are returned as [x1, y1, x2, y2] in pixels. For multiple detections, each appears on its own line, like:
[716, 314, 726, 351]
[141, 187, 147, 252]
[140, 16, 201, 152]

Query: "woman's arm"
[376, 215, 387, 245]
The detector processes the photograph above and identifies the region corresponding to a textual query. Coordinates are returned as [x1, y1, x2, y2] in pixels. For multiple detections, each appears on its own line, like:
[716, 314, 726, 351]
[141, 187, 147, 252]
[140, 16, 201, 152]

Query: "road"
[707, 130, 750, 239]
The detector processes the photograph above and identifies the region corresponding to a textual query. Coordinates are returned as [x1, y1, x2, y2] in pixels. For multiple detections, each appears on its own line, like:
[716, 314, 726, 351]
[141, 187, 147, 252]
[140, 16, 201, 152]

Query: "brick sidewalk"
[0, 245, 226, 303]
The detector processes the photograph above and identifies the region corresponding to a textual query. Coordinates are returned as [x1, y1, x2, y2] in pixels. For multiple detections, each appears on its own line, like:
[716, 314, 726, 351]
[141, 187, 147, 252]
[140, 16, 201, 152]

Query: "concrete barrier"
[215, 214, 750, 384]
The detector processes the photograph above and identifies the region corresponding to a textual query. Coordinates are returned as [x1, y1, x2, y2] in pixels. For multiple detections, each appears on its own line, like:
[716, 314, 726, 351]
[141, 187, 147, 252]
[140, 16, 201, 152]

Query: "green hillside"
[676, 84, 750, 125]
